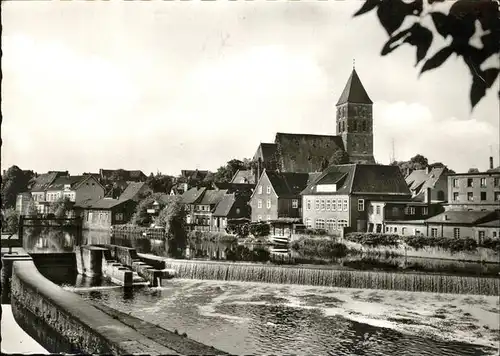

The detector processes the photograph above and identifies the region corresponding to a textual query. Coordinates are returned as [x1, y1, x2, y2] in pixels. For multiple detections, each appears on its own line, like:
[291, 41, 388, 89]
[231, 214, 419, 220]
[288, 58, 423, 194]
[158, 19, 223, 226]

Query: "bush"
[304, 228, 328, 236]
[345, 233, 400, 248]
[480, 238, 500, 252]
[292, 237, 348, 258]
[249, 222, 270, 237]
[2, 208, 19, 233]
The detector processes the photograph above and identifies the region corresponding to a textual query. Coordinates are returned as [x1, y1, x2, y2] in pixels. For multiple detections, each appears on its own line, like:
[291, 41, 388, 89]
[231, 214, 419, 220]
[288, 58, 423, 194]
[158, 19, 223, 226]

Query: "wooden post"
[18, 215, 24, 244]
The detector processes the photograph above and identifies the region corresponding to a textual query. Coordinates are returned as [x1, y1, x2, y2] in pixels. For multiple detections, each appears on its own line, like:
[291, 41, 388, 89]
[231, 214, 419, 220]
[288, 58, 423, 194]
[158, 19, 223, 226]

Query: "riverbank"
[1, 304, 49, 354]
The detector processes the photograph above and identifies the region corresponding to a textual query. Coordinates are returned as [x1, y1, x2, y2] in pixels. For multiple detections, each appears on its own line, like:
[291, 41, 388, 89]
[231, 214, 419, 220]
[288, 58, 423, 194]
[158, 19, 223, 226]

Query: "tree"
[131, 192, 166, 226]
[3, 208, 19, 233]
[468, 168, 480, 173]
[354, 0, 499, 110]
[1, 166, 33, 209]
[393, 154, 455, 176]
[214, 159, 252, 183]
[154, 196, 187, 257]
[146, 173, 174, 193]
[50, 197, 74, 218]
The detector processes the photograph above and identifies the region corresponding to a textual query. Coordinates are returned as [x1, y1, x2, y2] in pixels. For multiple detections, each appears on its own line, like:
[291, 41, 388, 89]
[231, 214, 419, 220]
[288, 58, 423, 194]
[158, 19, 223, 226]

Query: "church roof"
[275, 133, 346, 173]
[336, 69, 373, 105]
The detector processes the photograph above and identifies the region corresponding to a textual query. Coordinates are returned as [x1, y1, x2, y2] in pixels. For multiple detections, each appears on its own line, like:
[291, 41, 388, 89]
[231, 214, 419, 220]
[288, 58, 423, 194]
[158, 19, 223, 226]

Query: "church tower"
[336, 65, 375, 164]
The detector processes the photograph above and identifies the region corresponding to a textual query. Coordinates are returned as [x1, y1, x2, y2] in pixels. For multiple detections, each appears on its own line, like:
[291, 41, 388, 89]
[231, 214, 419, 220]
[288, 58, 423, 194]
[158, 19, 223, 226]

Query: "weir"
[162, 259, 500, 296]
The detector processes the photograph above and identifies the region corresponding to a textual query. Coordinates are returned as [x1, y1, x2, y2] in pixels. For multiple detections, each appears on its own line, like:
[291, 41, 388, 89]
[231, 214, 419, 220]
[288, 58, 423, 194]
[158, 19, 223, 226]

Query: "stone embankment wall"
[11, 259, 178, 355]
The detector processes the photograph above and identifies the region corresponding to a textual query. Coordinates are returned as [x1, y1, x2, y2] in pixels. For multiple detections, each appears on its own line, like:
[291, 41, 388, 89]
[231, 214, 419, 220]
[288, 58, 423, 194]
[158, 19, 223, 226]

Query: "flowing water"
[69, 278, 500, 355]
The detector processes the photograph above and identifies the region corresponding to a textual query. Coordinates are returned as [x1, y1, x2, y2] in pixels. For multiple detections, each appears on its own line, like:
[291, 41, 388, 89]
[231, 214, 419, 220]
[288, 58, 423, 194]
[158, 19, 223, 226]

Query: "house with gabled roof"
[230, 169, 256, 185]
[45, 175, 105, 205]
[181, 187, 207, 226]
[99, 169, 147, 183]
[300, 164, 411, 235]
[118, 182, 152, 202]
[75, 197, 137, 230]
[405, 166, 449, 202]
[212, 193, 251, 232]
[252, 68, 375, 177]
[250, 170, 320, 223]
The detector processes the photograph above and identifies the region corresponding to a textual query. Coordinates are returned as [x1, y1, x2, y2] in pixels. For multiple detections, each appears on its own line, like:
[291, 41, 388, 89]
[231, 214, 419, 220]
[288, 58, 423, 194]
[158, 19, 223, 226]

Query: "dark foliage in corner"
[354, 0, 499, 110]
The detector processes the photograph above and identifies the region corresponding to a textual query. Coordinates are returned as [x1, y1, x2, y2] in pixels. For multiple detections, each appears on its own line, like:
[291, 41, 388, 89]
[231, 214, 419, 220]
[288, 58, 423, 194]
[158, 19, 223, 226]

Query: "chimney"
[489, 156, 494, 170]
[425, 166, 430, 174]
[424, 187, 432, 204]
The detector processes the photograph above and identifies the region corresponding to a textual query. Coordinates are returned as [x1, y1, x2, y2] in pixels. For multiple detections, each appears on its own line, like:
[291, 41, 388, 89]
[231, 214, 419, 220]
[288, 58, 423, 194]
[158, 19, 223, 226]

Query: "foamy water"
[74, 278, 500, 355]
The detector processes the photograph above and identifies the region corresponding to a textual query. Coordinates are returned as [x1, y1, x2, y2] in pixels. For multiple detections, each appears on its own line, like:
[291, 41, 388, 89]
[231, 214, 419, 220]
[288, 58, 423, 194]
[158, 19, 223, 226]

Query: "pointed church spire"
[336, 66, 372, 105]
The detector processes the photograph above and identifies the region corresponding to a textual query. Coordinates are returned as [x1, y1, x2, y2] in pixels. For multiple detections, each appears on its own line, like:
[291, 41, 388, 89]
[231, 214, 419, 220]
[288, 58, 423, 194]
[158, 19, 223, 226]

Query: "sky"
[2, 1, 499, 176]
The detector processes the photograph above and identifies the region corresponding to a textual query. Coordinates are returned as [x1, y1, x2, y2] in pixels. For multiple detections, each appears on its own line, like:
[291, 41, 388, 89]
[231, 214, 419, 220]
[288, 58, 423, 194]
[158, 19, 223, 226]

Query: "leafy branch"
[354, 0, 500, 109]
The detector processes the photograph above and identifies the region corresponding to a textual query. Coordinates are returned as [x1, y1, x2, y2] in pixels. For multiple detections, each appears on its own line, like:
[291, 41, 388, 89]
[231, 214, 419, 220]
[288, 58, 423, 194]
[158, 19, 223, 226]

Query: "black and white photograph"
[1, 0, 499, 355]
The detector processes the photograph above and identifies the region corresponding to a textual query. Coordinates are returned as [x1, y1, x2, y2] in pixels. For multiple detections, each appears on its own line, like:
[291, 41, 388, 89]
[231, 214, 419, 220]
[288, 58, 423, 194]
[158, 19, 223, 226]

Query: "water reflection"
[23, 228, 500, 277]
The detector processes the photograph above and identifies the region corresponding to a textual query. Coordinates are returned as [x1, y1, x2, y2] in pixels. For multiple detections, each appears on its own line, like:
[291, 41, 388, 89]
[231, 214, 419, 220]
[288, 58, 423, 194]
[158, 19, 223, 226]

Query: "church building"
[253, 67, 375, 177]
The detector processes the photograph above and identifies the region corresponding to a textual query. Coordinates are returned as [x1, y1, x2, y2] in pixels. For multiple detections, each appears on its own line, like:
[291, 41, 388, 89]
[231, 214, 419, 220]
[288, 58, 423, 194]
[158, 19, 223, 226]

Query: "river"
[66, 278, 499, 355]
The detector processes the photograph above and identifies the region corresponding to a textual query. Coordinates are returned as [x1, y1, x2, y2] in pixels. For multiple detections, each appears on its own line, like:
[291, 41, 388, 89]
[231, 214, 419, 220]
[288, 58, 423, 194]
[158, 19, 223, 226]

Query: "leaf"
[420, 46, 454, 74]
[483, 68, 500, 89]
[377, 0, 412, 35]
[354, 0, 380, 17]
[430, 12, 450, 38]
[381, 28, 412, 56]
[470, 73, 487, 109]
[403, 23, 433, 65]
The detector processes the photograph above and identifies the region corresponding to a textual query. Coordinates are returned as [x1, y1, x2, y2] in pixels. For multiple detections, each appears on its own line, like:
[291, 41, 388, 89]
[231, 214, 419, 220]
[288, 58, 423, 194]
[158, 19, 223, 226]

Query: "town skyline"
[2, 1, 499, 176]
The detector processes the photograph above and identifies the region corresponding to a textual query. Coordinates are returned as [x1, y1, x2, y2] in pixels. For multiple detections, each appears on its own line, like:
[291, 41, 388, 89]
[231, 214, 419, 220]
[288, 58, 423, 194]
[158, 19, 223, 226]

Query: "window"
[467, 178, 473, 187]
[431, 228, 438, 237]
[453, 192, 459, 201]
[385, 226, 390, 232]
[343, 199, 348, 211]
[369, 205, 374, 214]
[258, 185, 263, 194]
[415, 229, 421, 236]
[376, 205, 381, 215]
[307, 199, 311, 210]
[267, 199, 271, 209]
[480, 178, 486, 187]
[321, 200, 325, 210]
[422, 207, 428, 215]
[478, 230, 485, 243]
[332, 199, 337, 211]
[409, 207, 415, 215]
[453, 228, 460, 239]
[305, 218, 312, 228]
[266, 215, 271, 221]
[402, 227, 407, 235]
[315, 219, 325, 230]
[326, 199, 331, 211]
[292, 199, 298, 208]
[493, 231, 497, 238]
[115, 213, 124, 221]
[258, 215, 262, 222]
[495, 192, 500, 201]
[326, 219, 335, 231]
[258, 199, 262, 209]
[480, 192, 487, 201]
[315, 199, 320, 210]
[394, 227, 398, 233]
[495, 178, 499, 187]
[467, 192, 474, 201]
[267, 186, 271, 194]
[337, 200, 342, 211]
[338, 220, 348, 228]
[358, 199, 365, 212]
[453, 179, 459, 188]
